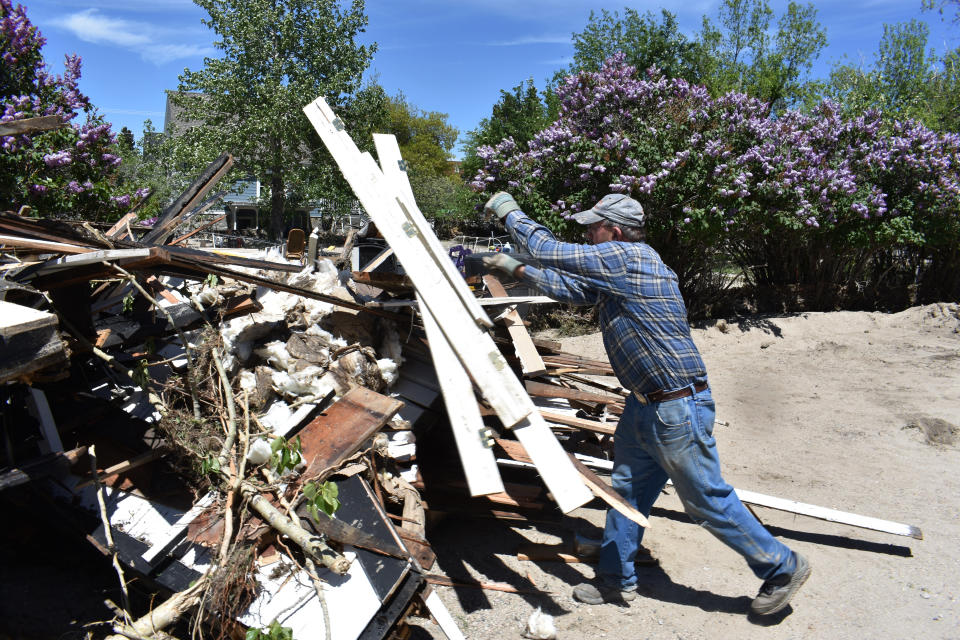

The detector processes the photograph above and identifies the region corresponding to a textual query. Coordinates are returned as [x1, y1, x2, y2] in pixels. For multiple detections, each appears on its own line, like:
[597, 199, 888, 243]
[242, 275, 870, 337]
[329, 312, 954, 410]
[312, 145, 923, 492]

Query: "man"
[482, 191, 810, 615]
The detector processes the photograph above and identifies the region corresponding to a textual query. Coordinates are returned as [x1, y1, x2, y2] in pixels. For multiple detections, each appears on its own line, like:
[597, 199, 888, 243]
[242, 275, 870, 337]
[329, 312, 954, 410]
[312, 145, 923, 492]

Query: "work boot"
[750, 554, 811, 615]
[572, 580, 637, 605]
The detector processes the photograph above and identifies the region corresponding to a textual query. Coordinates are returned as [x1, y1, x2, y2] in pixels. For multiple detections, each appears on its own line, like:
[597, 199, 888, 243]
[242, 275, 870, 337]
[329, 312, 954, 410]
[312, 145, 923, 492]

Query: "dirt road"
[412, 303, 960, 640]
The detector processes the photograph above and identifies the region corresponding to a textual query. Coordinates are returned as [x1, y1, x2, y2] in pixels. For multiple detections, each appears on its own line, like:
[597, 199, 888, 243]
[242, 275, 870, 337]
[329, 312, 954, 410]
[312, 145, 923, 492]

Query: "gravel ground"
[403, 305, 960, 640]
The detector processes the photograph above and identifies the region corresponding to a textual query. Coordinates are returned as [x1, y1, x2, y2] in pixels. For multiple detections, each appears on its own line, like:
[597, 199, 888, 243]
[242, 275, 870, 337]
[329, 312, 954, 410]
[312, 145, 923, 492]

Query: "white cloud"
[102, 108, 164, 117]
[142, 43, 215, 65]
[53, 8, 213, 65]
[487, 34, 571, 47]
[55, 9, 149, 47]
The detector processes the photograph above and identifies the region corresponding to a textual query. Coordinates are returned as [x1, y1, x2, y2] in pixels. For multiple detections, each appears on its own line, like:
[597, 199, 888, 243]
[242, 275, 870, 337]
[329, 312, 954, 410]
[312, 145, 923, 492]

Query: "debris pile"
[0, 106, 925, 640]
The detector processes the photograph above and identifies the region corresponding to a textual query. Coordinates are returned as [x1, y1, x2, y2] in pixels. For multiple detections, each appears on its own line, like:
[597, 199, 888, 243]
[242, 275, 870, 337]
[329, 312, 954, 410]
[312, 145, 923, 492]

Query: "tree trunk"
[271, 171, 284, 241]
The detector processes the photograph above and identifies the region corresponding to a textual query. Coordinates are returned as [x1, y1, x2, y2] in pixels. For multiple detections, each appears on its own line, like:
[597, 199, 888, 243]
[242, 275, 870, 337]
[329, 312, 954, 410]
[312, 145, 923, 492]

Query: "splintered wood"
[305, 96, 592, 513]
[0, 301, 68, 383]
[297, 386, 404, 482]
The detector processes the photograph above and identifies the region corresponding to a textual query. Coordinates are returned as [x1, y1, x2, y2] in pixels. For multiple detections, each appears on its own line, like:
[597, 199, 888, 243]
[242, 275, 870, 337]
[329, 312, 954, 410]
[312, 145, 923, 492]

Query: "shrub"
[471, 54, 960, 314]
[1, 1, 140, 220]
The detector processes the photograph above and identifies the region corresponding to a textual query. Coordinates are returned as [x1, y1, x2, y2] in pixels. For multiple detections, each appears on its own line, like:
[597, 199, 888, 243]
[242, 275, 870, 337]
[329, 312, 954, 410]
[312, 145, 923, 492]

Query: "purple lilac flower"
[43, 150, 72, 167]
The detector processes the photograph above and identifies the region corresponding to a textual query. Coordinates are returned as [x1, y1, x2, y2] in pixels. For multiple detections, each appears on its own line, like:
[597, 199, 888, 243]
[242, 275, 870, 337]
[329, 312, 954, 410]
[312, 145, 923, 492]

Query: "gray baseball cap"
[572, 194, 645, 227]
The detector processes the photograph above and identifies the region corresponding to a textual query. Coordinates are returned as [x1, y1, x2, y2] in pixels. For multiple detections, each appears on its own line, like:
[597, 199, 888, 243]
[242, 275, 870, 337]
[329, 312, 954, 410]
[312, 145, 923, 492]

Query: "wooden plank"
[539, 410, 616, 435]
[74, 449, 163, 490]
[0, 329, 66, 383]
[569, 455, 648, 527]
[222, 294, 261, 318]
[374, 295, 557, 309]
[0, 234, 93, 255]
[29, 247, 154, 275]
[424, 575, 545, 596]
[526, 379, 624, 405]
[496, 438, 648, 528]
[145, 275, 184, 305]
[733, 487, 923, 539]
[361, 130, 537, 426]
[0, 211, 113, 248]
[141, 152, 233, 244]
[308, 106, 489, 328]
[142, 492, 217, 564]
[372, 133, 489, 325]
[560, 373, 631, 398]
[359, 246, 394, 272]
[304, 107, 530, 424]
[0, 300, 58, 336]
[371, 138, 501, 496]
[0, 114, 64, 136]
[483, 275, 547, 377]
[27, 388, 63, 453]
[517, 543, 584, 563]
[419, 293, 504, 496]
[0, 260, 40, 271]
[304, 98, 592, 513]
[0, 446, 86, 491]
[105, 212, 139, 238]
[170, 213, 227, 245]
[534, 450, 922, 540]
[516, 540, 655, 565]
[542, 354, 615, 374]
[424, 590, 467, 640]
[157, 255, 395, 318]
[298, 386, 404, 481]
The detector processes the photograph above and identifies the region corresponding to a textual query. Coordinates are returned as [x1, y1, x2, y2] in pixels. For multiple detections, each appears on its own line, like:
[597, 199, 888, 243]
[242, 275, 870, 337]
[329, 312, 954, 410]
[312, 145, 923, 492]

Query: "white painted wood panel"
[303, 97, 593, 513]
[419, 293, 505, 496]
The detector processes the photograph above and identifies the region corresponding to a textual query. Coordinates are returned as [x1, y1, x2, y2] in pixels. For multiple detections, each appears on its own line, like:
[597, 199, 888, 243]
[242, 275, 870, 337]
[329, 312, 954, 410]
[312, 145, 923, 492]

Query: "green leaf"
[201, 455, 221, 475]
[122, 292, 135, 314]
[132, 359, 151, 388]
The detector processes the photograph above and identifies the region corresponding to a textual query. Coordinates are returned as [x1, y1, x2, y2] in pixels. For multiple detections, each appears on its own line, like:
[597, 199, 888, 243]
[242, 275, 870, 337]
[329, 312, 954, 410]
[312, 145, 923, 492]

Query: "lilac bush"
[471, 54, 960, 311]
[1, 1, 140, 220]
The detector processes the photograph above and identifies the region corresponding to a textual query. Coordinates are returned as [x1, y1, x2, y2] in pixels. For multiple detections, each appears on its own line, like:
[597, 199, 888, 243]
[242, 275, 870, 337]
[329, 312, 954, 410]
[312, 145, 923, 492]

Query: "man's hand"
[482, 253, 523, 279]
[484, 192, 521, 220]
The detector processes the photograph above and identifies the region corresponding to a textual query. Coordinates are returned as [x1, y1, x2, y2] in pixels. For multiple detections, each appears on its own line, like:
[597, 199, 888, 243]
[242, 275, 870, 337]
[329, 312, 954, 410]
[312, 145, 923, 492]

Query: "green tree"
[923, 0, 960, 24]
[876, 20, 935, 118]
[171, 0, 376, 239]
[113, 119, 181, 219]
[117, 126, 135, 155]
[696, 0, 826, 113]
[929, 47, 960, 131]
[375, 91, 475, 229]
[460, 78, 553, 181]
[564, 9, 699, 82]
[818, 20, 959, 131]
[383, 91, 458, 178]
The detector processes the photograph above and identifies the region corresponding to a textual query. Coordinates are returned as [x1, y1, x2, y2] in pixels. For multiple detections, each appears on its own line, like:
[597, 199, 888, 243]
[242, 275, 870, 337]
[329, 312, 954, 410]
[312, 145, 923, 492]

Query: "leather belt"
[638, 381, 709, 404]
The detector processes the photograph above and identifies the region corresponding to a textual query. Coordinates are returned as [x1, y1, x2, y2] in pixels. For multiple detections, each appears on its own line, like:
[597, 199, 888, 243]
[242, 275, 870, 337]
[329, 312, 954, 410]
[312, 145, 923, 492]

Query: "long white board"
[303, 101, 592, 513]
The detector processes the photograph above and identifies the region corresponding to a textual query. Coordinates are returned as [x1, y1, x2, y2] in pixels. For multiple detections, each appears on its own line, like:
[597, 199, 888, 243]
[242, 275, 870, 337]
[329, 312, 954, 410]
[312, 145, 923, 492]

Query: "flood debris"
[0, 112, 925, 640]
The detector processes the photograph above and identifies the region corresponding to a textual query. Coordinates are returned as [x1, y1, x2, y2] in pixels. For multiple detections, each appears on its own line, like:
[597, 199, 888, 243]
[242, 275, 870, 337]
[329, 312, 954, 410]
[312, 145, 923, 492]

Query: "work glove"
[482, 253, 523, 279]
[484, 192, 521, 221]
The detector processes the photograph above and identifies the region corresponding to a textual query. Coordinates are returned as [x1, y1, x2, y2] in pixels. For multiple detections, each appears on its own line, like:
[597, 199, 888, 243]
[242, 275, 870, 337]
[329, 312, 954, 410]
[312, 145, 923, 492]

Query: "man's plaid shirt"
[507, 210, 707, 395]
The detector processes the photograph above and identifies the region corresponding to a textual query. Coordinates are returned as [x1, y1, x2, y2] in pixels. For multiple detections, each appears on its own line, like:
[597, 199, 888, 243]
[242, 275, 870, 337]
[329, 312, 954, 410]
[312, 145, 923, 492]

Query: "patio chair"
[285, 228, 306, 262]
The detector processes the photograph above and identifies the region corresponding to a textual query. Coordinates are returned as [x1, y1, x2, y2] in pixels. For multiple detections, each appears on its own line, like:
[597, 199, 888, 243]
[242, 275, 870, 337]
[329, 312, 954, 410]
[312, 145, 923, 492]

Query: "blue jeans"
[597, 386, 797, 589]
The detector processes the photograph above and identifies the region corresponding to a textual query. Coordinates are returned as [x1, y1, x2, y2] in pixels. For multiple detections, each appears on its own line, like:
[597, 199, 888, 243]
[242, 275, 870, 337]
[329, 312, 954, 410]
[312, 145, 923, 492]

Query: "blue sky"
[22, 0, 959, 157]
